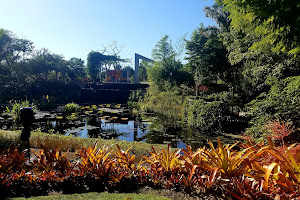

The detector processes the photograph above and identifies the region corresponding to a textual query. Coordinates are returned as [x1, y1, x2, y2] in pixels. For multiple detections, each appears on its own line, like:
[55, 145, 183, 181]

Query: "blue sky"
[0, 0, 216, 66]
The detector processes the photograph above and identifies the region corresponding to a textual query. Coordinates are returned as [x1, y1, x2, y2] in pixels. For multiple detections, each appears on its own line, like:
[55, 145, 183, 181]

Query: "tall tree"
[68, 57, 87, 81]
[186, 24, 232, 97]
[152, 35, 175, 62]
[0, 29, 33, 66]
[87, 51, 126, 82]
[87, 51, 106, 82]
[204, 4, 230, 32]
[217, 0, 300, 102]
[218, 0, 300, 56]
[149, 35, 192, 88]
[0, 29, 34, 101]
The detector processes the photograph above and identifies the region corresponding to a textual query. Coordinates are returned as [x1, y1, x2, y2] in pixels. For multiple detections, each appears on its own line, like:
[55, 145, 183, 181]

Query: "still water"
[52, 116, 188, 149]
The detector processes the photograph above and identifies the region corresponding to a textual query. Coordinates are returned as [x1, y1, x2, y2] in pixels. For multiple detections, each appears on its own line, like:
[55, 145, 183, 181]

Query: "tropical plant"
[32, 145, 71, 176]
[142, 144, 182, 173]
[195, 138, 255, 177]
[0, 144, 28, 174]
[0, 136, 300, 199]
[112, 144, 136, 171]
[3, 100, 36, 128]
[62, 102, 80, 115]
[75, 142, 113, 174]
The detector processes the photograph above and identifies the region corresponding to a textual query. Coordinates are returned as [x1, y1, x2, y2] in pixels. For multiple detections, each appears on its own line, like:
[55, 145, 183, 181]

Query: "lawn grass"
[0, 129, 168, 157]
[6, 192, 171, 200]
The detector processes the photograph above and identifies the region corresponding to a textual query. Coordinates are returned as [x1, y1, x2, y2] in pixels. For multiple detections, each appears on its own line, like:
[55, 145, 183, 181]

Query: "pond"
[1, 104, 236, 149]
[49, 116, 188, 149]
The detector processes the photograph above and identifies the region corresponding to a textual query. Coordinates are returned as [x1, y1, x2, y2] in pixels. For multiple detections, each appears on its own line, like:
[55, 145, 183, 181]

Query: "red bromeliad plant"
[253, 140, 300, 187]
[108, 145, 141, 192]
[224, 177, 266, 200]
[0, 144, 28, 174]
[179, 162, 199, 193]
[32, 145, 71, 175]
[180, 161, 220, 195]
[181, 145, 206, 167]
[0, 133, 300, 199]
[245, 120, 300, 190]
[266, 118, 295, 144]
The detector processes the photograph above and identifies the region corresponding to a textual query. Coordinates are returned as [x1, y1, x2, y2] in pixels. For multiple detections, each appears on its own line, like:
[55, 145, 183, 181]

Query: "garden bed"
[1, 126, 299, 199]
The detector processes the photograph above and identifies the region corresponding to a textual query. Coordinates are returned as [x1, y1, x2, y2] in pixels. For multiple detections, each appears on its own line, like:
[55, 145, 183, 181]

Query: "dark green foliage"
[185, 23, 233, 98]
[87, 51, 105, 82]
[148, 59, 192, 88]
[0, 28, 88, 105]
[30, 80, 81, 106]
[87, 51, 127, 82]
[216, 0, 300, 108]
[123, 66, 135, 82]
[188, 2, 300, 139]
[148, 35, 193, 88]
[183, 98, 230, 136]
[219, 0, 300, 56]
[246, 76, 300, 136]
[68, 57, 87, 81]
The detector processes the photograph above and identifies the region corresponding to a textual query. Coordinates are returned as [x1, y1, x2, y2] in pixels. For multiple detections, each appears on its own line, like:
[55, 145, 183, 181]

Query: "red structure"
[105, 70, 129, 82]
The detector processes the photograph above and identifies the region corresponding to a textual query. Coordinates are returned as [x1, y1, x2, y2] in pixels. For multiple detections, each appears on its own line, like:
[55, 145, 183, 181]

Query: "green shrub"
[246, 76, 300, 137]
[63, 102, 80, 115]
[138, 84, 183, 128]
[183, 98, 230, 136]
[3, 100, 36, 129]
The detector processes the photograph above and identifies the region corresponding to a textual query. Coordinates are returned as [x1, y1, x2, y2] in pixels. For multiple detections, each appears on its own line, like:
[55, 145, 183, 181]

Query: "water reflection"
[142, 120, 184, 148]
[39, 115, 227, 149]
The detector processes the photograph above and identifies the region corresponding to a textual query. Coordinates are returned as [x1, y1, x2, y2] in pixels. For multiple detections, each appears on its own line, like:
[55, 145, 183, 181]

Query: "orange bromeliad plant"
[190, 138, 255, 177]
[0, 124, 300, 199]
[142, 144, 182, 173]
[32, 145, 70, 174]
[75, 142, 114, 175]
[253, 138, 300, 190]
[112, 144, 136, 171]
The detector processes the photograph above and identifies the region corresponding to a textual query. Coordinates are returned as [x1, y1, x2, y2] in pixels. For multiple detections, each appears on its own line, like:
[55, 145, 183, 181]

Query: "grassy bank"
[0, 130, 168, 157]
